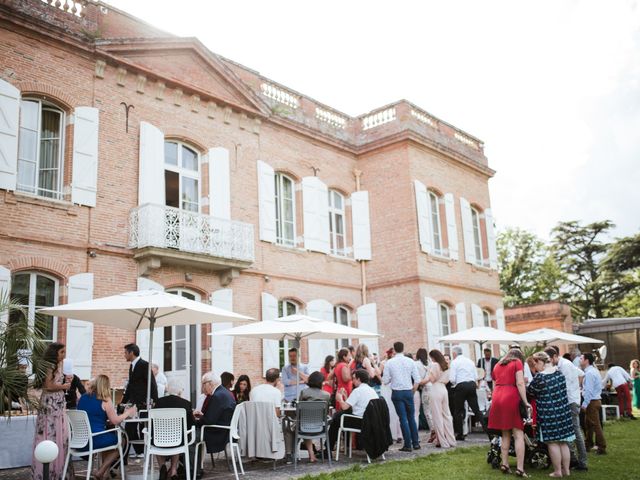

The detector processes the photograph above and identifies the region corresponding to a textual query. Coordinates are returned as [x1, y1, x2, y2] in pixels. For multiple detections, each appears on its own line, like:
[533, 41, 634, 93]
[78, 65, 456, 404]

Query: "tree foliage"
[497, 227, 564, 307]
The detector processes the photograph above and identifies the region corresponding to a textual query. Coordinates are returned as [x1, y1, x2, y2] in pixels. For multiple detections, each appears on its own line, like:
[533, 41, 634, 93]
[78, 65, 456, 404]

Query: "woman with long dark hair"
[320, 355, 336, 396]
[334, 348, 352, 411]
[415, 348, 433, 439]
[488, 348, 531, 477]
[31, 342, 71, 480]
[426, 349, 456, 448]
[232, 374, 252, 404]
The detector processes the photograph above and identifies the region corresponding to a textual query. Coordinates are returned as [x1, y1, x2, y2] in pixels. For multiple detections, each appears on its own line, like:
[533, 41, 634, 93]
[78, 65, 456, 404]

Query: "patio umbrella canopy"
[39, 289, 252, 407]
[517, 327, 604, 346]
[211, 314, 381, 395]
[439, 326, 525, 347]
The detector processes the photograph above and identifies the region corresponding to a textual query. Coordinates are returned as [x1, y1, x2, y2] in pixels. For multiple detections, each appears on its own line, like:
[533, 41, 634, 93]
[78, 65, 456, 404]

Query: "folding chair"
[293, 401, 331, 469]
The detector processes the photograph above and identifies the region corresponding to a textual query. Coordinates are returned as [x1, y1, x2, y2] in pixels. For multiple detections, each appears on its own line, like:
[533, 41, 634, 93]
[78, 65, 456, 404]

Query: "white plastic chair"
[335, 413, 372, 462]
[193, 402, 245, 480]
[62, 409, 125, 480]
[143, 408, 195, 480]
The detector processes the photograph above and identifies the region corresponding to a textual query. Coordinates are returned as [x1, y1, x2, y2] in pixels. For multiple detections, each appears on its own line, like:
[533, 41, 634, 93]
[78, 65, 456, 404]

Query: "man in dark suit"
[476, 348, 499, 390]
[154, 380, 195, 480]
[191, 372, 236, 474]
[122, 343, 158, 455]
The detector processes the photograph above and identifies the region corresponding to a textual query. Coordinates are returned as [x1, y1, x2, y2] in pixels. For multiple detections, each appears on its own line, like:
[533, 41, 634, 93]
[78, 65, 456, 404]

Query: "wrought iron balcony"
[129, 204, 254, 272]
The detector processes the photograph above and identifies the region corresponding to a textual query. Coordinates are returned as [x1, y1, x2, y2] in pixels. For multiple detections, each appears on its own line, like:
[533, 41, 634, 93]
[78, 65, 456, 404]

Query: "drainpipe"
[353, 169, 367, 305]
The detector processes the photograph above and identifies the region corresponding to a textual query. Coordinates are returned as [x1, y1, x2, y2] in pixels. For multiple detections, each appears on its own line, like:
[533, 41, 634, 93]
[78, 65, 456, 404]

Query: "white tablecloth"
[0, 415, 37, 469]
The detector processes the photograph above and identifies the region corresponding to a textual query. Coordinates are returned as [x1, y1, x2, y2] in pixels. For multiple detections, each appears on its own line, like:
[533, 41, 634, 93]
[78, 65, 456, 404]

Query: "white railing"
[40, 0, 87, 17]
[260, 83, 300, 109]
[315, 107, 347, 129]
[129, 204, 255, 263]
[454, 132, 480, 150]
[411, 109, 435, 127]
[361, 107, 396, 130]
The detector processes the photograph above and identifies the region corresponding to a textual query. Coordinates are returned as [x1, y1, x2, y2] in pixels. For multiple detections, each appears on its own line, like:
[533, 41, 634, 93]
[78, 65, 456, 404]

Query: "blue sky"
[107, 0, 640, 240]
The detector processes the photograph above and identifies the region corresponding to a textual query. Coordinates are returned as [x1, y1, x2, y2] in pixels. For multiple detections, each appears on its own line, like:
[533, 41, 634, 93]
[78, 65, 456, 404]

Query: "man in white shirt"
[251, 368, 283, 416]
[329, 369, 379, 451]
[382, 341, 421, 451]
[449, 346, 483, 441]
[603, 363, 635, 419]
[546, 347, 588, 471]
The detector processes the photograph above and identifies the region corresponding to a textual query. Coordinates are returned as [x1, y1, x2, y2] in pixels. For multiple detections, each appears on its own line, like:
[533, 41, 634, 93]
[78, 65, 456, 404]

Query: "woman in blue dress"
[528, 351, 575, 478]
[78, 375, 137, 479]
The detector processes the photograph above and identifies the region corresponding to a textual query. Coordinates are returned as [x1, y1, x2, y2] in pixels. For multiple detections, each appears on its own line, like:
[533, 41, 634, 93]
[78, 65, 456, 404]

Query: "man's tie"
[201, 394, 212, 415]
[128, 363, 133, 382]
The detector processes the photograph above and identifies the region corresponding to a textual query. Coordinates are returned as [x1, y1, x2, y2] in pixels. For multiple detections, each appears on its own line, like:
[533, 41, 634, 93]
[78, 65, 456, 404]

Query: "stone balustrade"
[40, 0, 88, 17]
[315, 107, 347, 129]
[361, 107, 396, 130]
[260, 82, 300, 109]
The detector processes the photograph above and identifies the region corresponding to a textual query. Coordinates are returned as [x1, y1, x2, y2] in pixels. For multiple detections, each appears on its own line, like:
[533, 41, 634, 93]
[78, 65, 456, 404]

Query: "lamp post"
[34, 440, 59, 480]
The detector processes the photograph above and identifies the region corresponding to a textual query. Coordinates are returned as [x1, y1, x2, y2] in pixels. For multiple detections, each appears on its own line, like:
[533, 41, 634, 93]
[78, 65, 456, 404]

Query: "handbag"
[519, 400, 528, 419]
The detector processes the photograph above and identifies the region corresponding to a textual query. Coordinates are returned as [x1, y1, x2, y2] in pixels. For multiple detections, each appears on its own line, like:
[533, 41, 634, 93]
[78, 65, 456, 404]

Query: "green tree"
[497, 227, 564, 307]
[603, 233, 640, 317]
[551, 220, 636, 320]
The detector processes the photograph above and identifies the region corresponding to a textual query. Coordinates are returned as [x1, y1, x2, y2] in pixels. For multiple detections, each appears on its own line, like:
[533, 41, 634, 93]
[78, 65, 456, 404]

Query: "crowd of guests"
[24, 338, 640, 480]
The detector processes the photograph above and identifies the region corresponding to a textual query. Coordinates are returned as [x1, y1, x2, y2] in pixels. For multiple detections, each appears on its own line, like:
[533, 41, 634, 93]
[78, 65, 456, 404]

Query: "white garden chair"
[62, 409, 125, 480]
[143, 408, 195, 480]
[193, 402, 245, 480]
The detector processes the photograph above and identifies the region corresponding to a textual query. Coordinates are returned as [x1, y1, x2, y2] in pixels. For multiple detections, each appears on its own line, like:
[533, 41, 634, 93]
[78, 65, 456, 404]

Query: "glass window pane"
[35, 276, 55, 307]
[333, 192, 343, 209]
[165, 170, 180, 208]
[40, 109, 60, 140]
[165, 142, 178, 166]
[20, 100, 39, 130]
[18, 129, 38, 164]
[283, 198, 293, 222]
[282, 177, 293, 199]
[175, 325, 186, 340]
[335, 214, 344, 234]
[176, 339, 186, 369]
[10, 274, 30, 307]
[181, 145, 198, 171]
[284, 222, 294, 243]
[181, 177, 199, 211]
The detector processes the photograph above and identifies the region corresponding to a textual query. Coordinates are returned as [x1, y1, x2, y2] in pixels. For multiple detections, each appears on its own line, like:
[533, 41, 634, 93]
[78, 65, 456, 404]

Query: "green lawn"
[303, 419, 640, 480]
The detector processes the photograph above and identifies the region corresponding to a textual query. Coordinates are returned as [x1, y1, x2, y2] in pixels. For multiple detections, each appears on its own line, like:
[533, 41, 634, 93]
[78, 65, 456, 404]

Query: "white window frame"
[278, 299, 298, 368]
[17, 99, 65, 200]
[429, 191, 444, 256]
[275, 173, 296, 247]
[328, 190, 346, 256]
[164, 289, 201, 372]
[334, 305, 351, 351]
[471, 206, 484, 265]
[482, 309, 491, 327]
[438, 303, 451, 355]
[164, 140, 201, 213]
[10, 271, 58, 342]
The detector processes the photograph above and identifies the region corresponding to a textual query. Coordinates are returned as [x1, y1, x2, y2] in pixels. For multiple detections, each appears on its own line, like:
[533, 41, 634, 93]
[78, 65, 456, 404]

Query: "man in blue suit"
[191, 372, 236, 474]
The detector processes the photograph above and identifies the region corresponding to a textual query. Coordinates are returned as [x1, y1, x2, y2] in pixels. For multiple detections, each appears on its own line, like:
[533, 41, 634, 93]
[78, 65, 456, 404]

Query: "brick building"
[0, 0, 503, 402]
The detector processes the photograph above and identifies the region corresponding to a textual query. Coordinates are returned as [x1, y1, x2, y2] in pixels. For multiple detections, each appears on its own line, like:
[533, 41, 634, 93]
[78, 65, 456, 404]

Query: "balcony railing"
[129, 204, 255, 263]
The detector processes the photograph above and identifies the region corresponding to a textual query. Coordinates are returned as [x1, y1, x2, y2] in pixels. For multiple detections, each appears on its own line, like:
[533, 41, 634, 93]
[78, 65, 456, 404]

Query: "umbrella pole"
[296, 335, 301, 402]
[146, 313, 155, 410]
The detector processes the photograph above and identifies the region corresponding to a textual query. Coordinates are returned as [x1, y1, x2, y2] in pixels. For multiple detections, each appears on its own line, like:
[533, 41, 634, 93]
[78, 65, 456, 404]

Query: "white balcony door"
[165, 289, 201, 403]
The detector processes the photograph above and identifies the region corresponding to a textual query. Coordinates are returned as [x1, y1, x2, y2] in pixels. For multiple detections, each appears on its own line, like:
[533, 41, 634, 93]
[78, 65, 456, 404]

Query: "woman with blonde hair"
[424, 349, 456, 448]
[354, 343, 381, 393]
[78, 375, 137, 479]
[630, 359, 640, 409]
[488, 348, 531, 477]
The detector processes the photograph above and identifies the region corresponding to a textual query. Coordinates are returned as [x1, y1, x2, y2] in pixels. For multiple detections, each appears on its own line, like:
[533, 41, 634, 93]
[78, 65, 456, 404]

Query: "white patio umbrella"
[439, 326, 525, 350]
[517, 328, 604, 346]
[211, 313, 381, 397]
[39, 289, 252, 407]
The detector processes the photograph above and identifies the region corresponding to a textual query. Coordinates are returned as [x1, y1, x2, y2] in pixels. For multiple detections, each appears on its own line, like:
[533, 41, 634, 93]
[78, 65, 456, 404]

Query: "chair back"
[67, 409, 92, 450]
[229, 402, 245, 441]
[296, 401, 328, 435]
[150, 408, 186, 448]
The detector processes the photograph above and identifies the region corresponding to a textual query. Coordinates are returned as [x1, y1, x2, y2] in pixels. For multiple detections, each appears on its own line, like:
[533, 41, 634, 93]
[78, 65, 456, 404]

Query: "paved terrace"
[3, 431, 488, 479]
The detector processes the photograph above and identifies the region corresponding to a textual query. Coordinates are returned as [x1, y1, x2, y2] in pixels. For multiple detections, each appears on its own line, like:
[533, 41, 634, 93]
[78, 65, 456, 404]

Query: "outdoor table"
[0, 414, 37, 469]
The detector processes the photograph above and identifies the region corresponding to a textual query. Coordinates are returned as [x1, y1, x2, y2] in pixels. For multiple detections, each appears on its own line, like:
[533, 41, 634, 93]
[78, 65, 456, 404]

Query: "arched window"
[275, 173, 296, 246]
[334, 305, 350, 350]
[471, 206, 484, 264]
[164, 141, 200, 212]
[328, 190, 346, 256]
[482, 309, 491, 327]
[10, 272, 58, 342]
[438, 302, 452, 355]
[429, 191, 444, 255]
[17, 99, 65, 199]
[278, 299, 298, 368]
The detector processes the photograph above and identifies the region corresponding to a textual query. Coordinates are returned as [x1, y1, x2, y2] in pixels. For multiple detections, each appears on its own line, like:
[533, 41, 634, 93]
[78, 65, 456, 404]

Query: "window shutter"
[262, 292, 279, 373]
[414, 180, 433, 254]
[496, 308, 506, 331]
[460, 197, 475, 264]
[71, 107, 99, 207]
[455, 302, 470, 358]
[0, 265, 11, 324]
[356, 303, 379, 356]
[302, 176, 330, 253]
[307, 299, 334, 371]
[351, 190, 372, 260]
[66, 273, 94, 379]
[0, 79, 19, 191]
[485, 208, 498, 269]
[138, 121, 165, 206]
[257, 160, 276, 243]
[210, 289, 234, 376]
[471, 303, 484, 328]
[424, 297, 440, 352]
[444, 193, 459, 260]
[209, 147, 231, 220]
[136, 277, 164, 367]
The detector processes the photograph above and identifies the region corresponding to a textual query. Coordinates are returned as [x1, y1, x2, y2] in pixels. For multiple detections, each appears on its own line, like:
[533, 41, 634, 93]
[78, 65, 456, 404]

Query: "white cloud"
[106, 0, 640, 238]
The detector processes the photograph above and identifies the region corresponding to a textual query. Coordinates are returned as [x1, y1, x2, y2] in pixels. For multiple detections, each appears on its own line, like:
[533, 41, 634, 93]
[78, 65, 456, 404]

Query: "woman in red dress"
[320, 355, 336, 396]
[488, 348, 531, 477]
[333, 348, 352, 412]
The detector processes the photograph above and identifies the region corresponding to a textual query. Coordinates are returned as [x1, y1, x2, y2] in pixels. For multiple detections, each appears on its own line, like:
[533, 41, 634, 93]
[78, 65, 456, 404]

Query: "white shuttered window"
[302, 176, 330, 253]
[275, 173, 296, 247]
[328, 190, 346, 256]
[0, 79, 20, 191]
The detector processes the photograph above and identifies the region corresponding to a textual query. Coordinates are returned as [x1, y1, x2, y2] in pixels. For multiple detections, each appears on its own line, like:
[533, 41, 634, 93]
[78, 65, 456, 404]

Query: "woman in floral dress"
[32, 342, 72, 480]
